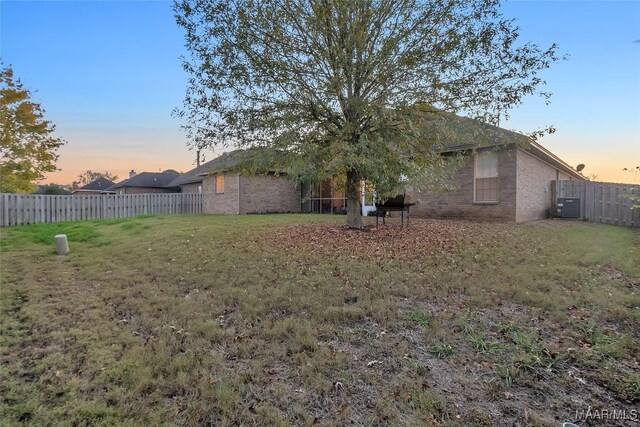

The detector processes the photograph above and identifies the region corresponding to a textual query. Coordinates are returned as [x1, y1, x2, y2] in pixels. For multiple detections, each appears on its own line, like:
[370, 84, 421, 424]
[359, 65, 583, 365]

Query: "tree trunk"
[345, 170, 363, 229]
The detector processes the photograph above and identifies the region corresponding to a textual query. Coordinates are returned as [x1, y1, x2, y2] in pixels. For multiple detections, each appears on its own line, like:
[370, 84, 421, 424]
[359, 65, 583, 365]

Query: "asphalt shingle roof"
[418, 110, 583, 179]
[443, 116, 530, 149]
[171, 147, 277, 186]
[76, 177, 116, 191]
[169, 149, 265, 186]
[168, 110, 583, 185]
[106, 171, 180, 191]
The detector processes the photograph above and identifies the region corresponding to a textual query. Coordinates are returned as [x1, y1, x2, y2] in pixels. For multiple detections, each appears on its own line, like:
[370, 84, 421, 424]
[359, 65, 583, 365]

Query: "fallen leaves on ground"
[259, 218, 518, 261]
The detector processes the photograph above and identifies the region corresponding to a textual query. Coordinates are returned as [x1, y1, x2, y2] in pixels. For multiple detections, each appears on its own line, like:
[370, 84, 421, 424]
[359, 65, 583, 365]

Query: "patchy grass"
[429, 343, 455, 359]
[405, 311, 431, 327]
[0, 215, 638, 425]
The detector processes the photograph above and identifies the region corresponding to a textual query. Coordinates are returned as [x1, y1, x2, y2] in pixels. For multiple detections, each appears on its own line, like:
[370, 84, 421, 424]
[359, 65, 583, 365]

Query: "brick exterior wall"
[239, 175, 301, 214]
[201, 173, 300, 214]
[515, 149, 572, 222]
[195, 147, 577, 220]
[180, 182, 202, 194]
[202, 174, 240, 214]
[117, 187, 180, 194]
[408, 146, 518, 221]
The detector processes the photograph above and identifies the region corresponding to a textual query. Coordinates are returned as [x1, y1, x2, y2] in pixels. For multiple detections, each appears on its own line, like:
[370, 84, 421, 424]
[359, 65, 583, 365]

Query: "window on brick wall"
[215, 175, 225, 194]
[474, 151, 498, 203]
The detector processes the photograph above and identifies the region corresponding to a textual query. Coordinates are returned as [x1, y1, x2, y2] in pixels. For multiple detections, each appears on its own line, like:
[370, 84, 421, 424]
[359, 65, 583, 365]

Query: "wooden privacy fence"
[0, 193, 203, 227]
[553, 180, 640, 228]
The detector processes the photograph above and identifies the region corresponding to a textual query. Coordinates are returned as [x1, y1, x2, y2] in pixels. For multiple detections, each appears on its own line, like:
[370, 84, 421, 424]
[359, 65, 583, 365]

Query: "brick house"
[105, 170, 181, 194]
[71, 177, 115, 195]
[395, 112, 585, 221]
[299, 117, 585, 221]
[174, 116, 584, 221]
[167, 160, 212, 194]
[170, 150, 301, 214]
[408, 141, 584, 222]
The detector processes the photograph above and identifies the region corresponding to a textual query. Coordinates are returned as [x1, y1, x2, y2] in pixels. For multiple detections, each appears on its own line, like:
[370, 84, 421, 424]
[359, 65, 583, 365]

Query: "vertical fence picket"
[58, 196, 64, 223]
[69, 195, 75, 222]
[1, 194, 6, 227]
[43, 195, 48, 224]
[16, 195, 23, 226]
[23, 195, 30, 225]
[57, 196, 62, 223]
[7, 195, 13, 226]
[9, 195, 15, 226]
[0, 194, 6, 226]
[28, 195, 33, 225]
[50, 196, 56, 224]
[592, 183, 597, 222]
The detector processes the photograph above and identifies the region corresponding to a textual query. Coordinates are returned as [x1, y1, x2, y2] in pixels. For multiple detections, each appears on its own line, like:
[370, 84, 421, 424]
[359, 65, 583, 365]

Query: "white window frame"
[474, 151, 499, 203]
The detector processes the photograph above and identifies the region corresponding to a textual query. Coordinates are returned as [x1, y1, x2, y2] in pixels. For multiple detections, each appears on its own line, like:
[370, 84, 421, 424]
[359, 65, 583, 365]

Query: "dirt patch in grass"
[1, 215, 638, 425]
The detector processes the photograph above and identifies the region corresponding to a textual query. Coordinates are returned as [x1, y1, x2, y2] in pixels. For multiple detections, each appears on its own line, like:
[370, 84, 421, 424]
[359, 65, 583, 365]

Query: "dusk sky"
[1, 0, 639, 185]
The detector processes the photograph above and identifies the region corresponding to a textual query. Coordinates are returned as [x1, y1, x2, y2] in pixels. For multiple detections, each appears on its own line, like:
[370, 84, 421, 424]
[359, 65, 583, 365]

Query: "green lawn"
[1, 215, 638, 426]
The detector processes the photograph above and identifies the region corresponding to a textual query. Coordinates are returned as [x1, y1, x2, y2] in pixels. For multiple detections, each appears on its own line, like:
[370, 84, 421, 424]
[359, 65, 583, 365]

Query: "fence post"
[0, 194, 5, 227]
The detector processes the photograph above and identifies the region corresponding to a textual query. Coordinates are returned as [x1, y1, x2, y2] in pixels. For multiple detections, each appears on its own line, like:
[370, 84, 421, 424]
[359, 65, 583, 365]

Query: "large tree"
[174, 0, 560, 228]
[0, 64, 65, 193]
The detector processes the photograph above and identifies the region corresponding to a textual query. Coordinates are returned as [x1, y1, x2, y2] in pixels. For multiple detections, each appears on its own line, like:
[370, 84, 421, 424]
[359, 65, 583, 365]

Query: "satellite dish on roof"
[576, 164, 585, 172]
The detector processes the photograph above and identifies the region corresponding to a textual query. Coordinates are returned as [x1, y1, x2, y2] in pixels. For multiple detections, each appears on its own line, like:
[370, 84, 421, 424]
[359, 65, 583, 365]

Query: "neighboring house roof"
[73, 177, 115, 193]
[106, 170, 181, 191]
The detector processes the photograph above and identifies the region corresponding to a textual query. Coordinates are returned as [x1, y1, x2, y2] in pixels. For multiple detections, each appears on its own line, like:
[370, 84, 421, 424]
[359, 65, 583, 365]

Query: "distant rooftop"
[74, 177, 116, 192]
[106, 170, 180, 191]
